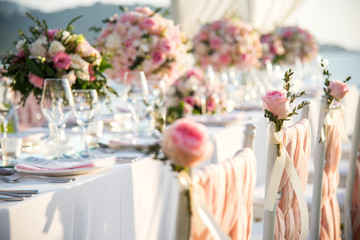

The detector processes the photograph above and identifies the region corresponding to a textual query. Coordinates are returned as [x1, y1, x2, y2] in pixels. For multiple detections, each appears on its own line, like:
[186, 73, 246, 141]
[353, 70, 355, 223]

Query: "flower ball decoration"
[261, 26, 318, 66]
[96, 7, 188, 85]
[1, 13, 116, 105]
[192, 17, 263, 72]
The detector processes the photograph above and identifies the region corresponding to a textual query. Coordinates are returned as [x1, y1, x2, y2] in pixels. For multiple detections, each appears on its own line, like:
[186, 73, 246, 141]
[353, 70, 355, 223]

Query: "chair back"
[310, 95, 347, 240]
[344, 96, 360, 240]
[190, 123, 257, 240]
[263, 102, 311, 240]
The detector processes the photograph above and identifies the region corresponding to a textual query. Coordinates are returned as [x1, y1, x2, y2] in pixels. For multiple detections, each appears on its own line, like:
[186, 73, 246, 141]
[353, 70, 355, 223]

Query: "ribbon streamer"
[264, 132, 309, 240]
[321, 104, 349, 143]
[177, 171, 231, 240]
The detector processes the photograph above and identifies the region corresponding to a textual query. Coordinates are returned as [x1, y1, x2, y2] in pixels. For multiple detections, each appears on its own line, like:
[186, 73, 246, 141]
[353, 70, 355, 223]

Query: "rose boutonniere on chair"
[320, 59, 351, 104]
[262, 69, 309, 134]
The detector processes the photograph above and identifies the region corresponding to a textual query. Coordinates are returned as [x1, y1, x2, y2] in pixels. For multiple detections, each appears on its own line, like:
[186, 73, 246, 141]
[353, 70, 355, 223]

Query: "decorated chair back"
[310, 95, 349, 240]
[190, 123, 257, 240]
[263, 103, 311, 240]
[344, 96, 360, 240]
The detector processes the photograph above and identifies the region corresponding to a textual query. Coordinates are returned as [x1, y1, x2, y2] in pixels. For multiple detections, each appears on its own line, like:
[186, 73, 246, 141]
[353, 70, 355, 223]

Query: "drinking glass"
[40, 78, 74, 159]
[72, 89, 99, 157]
[0, 81, 19, 137]
[123, 71, 149, 136]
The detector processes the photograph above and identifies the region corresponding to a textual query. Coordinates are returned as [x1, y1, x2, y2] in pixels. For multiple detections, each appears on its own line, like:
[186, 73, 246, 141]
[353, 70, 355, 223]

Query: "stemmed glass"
[123, 71, 149, 137]
[40, 78, 74, 159]
[72, 89, 99, 158]
[0, 80, 19, 137]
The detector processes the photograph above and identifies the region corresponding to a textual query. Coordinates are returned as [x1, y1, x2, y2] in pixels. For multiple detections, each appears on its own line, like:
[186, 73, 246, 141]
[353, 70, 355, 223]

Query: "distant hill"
[0, 1, 165, 55]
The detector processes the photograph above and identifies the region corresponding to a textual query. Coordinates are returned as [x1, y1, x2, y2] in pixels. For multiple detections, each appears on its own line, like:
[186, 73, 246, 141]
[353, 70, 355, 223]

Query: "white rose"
[15, 39, 26, 51]
[105, 32, 121, 50]
[48, 40, 66, 57]
[76, 69, 90, 81]
[62, 70, 76, 85]
[70, 54, 89, 70]
[61, 31, 71, 43]
[29, 35, 47, 57]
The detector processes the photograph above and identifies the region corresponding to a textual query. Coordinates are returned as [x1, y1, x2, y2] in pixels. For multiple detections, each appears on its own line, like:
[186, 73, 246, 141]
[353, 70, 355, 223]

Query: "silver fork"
[0, 175, 76, 183]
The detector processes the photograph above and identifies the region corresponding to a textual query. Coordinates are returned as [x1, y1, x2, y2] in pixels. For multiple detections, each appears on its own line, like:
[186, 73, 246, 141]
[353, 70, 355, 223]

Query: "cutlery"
[0, 190, 38, 194]
[0, 196, 25, 201]
[0, 192, 33, 198]
[0, 175, 76, 183]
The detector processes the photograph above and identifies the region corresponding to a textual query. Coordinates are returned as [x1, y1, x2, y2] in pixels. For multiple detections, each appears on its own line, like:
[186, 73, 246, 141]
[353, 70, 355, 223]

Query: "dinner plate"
[186, 112, 247, 126]
[109, 136, 161, 148]
[14, 166, 109, 177]
[13, 156, 115, 177]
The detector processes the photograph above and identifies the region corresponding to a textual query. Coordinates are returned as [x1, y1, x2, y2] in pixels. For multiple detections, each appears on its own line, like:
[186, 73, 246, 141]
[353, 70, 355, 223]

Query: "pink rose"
[151, 51, 165, 64]
[328, 80, 349, 100]
[160, 38, 174, 53]
[184, 96, 196, 106]
[206, 97, 216, 112]
[28, 73, 44, 89]
[53, 52, 72, 70]
[219, 54, 231, 66]
[209, 37, 222, 48]
[211, 22, 222, 30]
[186, 69, 202, 79]
[135, 7, 154, 15]
[261, 90, 290, 119]
[46, 29, 59, 41]
[140, 18, 158, 32]
[161, 118, 214, 167]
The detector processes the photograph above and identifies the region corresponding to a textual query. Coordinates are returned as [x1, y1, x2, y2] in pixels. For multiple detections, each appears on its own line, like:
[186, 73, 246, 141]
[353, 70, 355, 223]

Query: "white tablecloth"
[0, 157, 178, 240]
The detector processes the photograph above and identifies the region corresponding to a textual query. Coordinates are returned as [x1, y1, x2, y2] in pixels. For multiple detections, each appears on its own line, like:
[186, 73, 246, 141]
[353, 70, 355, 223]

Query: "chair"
[310, 95, 349, 240]
[188, 122, 257, 240]
[344, 96, 360, 240]
[262, 102, 311, 240]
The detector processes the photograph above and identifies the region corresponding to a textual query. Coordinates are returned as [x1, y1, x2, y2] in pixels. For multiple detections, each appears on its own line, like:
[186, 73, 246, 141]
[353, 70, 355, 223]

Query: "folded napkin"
[15, 156, 116, 171]
[109, 136, 160, 148]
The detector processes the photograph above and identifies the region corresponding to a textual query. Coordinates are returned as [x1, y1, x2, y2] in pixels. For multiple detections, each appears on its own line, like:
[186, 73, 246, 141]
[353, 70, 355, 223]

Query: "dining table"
[0, 84, 358, 240]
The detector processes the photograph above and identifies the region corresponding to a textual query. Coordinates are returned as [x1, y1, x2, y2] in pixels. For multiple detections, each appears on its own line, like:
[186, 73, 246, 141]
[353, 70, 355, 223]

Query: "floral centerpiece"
[165, 69, 226, 123]
[192, 17, 262, 72]
[0, 13, 116, 105]
[95, 6, 188, 85]
[261, 26, 318, 66]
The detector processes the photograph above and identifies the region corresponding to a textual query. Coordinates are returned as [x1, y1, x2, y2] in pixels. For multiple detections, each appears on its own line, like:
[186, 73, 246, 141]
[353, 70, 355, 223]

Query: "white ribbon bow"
[177, 171, 231, 240]
[264, 132, 309, 240]
[320, 104, 349, 143]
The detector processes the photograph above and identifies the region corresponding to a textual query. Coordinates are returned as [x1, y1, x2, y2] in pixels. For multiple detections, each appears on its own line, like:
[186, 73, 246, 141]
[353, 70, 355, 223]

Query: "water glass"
[1, 137, 22, 166]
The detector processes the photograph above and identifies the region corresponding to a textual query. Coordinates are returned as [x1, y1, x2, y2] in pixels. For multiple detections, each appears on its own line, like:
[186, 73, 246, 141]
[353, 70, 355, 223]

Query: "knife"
[0, 196, 25, 201]
[0, 192, 33, 198]
[0, 190, 39, 194]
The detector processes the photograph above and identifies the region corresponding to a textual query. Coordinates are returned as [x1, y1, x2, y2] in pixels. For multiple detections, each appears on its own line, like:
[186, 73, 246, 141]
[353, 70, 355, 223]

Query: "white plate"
[109, 136, 160, 148]
[186, 113, 247, 126]
[14, 166, 109, 177]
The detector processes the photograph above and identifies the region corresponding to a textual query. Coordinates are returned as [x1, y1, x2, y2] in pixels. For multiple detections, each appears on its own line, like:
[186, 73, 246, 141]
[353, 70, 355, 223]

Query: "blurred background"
[0, 0, 359, 86]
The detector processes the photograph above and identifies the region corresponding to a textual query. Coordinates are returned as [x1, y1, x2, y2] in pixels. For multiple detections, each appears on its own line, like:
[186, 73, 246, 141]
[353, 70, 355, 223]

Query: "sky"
[3, 0, 360, 51]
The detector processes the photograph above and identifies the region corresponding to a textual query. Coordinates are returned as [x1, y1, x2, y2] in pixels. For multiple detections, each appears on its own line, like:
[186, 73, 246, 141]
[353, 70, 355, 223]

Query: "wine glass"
[40, 78, 74, 159]
[123, 71, 149, 137]
[72, 89, 99, 158]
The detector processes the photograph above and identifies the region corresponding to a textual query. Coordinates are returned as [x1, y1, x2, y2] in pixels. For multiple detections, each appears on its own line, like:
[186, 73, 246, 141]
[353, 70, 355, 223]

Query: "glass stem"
[55, 125, 62, 159]
[81, 123, 90, 157]
[3, 120, 7, 138]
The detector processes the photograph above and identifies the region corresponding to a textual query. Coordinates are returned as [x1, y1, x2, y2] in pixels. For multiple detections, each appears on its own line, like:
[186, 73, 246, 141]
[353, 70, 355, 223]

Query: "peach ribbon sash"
[177, 171, 231, 240]
[191, 148, 256, 240]
[264, 130, 309, 240]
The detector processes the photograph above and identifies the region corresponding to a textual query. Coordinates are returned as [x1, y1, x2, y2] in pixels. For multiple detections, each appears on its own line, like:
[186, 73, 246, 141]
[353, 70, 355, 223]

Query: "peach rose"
[161, 118, 213, 167]
[261, 90, 290, 119]
[328, 80, 349, 100]
[28, 73, 44, 89]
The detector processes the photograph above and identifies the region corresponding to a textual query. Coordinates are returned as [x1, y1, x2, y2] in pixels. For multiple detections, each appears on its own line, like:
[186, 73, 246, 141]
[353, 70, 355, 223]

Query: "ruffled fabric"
[351, 146, 360, 239]
[275, 119, 311, 239]
[319, 121, 342, 239]
[192, 148, 256, 240]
